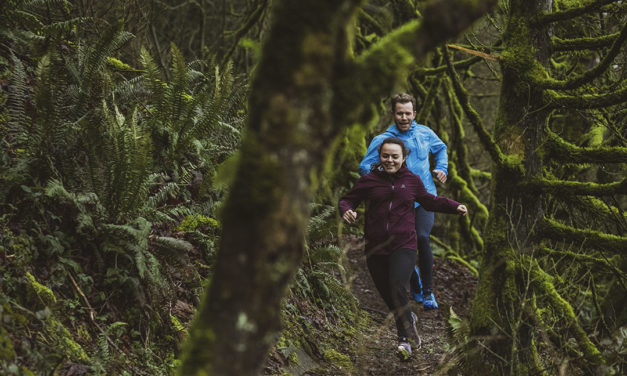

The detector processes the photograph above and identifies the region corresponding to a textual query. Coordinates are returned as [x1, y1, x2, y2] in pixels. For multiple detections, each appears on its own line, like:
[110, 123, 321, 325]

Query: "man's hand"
[433, 169, 447, 183]
[342, 209, 357, 224]
[457, 205, 468, 216]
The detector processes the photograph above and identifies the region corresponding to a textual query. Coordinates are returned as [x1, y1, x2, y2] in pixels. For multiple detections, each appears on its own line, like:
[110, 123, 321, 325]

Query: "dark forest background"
[1, 0, 625, 375]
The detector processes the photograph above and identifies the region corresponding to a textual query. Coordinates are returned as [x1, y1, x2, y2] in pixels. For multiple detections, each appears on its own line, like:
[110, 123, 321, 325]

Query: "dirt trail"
[345, 236, 477, 375]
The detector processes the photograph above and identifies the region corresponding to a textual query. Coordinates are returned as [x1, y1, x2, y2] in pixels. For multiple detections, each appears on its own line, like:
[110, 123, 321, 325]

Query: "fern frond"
[25, 0, 71, 8]
[7, 54, 29, 145]
[40, 17, 86, 36]
[75, 28, 134, 114]
[150, 236, 194, 253]
[145, 182, 180, 209]
[99, 102, 153, 219]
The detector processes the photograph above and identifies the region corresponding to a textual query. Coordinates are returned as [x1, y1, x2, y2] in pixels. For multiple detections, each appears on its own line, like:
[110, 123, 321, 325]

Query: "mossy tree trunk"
[178, 0, 497, 374]
[457, 0, 627, 374]
[469, 2, 552, 373]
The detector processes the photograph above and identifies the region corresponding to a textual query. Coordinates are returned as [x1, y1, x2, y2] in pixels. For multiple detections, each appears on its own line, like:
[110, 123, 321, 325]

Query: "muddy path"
[344, 236, 477, 375]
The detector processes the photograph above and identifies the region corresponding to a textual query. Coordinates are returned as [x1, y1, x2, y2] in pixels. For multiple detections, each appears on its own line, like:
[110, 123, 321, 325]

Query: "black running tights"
[366, 248, 416, 340]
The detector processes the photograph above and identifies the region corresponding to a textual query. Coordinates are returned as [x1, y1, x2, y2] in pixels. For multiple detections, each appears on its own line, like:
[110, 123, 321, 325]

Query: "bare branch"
[220, 0, 268, 67]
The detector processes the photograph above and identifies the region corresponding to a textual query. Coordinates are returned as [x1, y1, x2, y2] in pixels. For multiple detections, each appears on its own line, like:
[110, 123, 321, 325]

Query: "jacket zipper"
[387, 183, 395, 232]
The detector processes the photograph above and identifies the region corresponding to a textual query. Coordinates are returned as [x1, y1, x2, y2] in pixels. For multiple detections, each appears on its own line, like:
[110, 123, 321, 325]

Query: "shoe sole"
[397, 347, 411, 361]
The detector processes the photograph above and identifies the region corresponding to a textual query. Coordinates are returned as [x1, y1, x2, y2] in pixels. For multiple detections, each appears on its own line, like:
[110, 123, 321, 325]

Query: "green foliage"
[98, 103, 153, 219]
[0, 1, 247, 373]
[175, 214, 220, 233]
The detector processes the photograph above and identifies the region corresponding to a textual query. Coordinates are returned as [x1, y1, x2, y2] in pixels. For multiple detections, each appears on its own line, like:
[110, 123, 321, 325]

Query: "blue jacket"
[358, 121, 448, 206]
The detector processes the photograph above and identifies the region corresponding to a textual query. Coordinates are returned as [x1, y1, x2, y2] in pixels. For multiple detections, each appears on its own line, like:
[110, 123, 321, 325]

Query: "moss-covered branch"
[533, 0, 617, 26]
[538, 217, 627, 253]
[538, 23, 627, 90]
[543, 128, 627, 163]
[536, 247, 617, 269]
[336, 0, 497, 126]
[521, 176, 627, 196]
[445, 77, 480, 194]
[471, 168, 492, 180]
[443, 45, 505, 165]
[431, 235, 479, 276]
[557, 195, 627, 232]
[416, 53, 444, 123]
[549, 85, 627, 110]
[448, 165, 489, 235]
[357, 7, 387, 36]
[552, 32, 620, 52]
[528, 260, 603, 364]
[414, 55, 482, 77]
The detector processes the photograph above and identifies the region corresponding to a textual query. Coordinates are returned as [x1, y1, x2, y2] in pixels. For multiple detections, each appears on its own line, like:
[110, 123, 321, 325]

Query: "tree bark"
[467, 0, 622, 373]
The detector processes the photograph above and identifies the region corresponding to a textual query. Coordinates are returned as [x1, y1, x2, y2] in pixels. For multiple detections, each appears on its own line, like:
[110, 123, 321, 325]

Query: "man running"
[358, 93, 448, 310]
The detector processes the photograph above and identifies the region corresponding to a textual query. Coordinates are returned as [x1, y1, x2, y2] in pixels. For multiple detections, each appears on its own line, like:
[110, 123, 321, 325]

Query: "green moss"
[502, 258, 517, 304]
[18, 367, 35, 376]
[470, 263, 498, 330]
[45, 316, 89, 362]
[76, 323, 92, 342]
[106, 57, 135, 71]
[0, 328, 15, 361]
[170, 314, 187, 334]
[288, 351, 299, 364]
[25, 272, 56, 306]
[323, 349, 353, 370]
[554, 0, 590, 11]
[540, 218, 627, 253]
[543, 128, 627, 163]
[530, 261, 602, 364]
[175, 215, 220, 233]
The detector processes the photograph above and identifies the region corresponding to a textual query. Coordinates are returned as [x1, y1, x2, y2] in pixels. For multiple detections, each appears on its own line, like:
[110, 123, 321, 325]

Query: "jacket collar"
[386, 121, 418, 135]
[373, 163, 411, 179]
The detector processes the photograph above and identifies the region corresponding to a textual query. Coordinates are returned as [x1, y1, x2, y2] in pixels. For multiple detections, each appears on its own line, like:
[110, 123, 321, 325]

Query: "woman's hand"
[457, 205, 468, 216]
[342, 209, 357, 223]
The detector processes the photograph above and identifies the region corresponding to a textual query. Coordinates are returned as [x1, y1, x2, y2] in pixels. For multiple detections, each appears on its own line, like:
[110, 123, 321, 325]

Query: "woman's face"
[379, 143, 406, 174]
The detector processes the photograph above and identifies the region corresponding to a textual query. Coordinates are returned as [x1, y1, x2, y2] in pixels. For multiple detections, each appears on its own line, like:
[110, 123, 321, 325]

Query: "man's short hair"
[391, 93, 416, 113]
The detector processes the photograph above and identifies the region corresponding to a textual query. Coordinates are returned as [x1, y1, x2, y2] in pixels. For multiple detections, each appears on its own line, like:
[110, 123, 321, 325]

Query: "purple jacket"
[339, 164, 460, 255]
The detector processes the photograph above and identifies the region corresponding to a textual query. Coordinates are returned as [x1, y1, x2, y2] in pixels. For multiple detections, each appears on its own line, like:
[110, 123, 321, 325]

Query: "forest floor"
[344, 236, 477, 376]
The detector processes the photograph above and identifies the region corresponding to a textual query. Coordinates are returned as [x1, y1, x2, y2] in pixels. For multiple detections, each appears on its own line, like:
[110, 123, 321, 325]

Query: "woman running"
[339, 137, 467, 360]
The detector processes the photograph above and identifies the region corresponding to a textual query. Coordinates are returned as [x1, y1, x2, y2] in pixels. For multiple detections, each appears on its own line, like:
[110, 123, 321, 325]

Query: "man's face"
[394, 102, 416, 132]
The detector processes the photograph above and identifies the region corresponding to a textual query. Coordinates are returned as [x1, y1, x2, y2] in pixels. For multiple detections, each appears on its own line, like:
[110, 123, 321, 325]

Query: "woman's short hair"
[378, 137, 410, 158]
